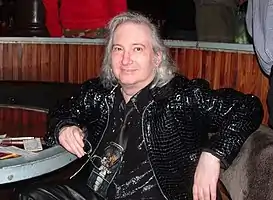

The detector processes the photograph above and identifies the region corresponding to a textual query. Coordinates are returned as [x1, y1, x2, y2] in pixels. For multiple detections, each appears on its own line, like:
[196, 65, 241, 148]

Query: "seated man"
[16, 12, 263, 200]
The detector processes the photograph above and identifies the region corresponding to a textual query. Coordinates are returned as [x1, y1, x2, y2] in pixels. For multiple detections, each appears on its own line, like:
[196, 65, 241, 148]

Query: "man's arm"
[44, 79, 98, 146]
[42, 0, 62, 37]
[246, 0, 273, 76]
[190, 79, 263, 168]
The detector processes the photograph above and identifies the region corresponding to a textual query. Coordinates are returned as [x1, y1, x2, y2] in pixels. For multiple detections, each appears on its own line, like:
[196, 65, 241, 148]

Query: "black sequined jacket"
[45, 74, 263, 200]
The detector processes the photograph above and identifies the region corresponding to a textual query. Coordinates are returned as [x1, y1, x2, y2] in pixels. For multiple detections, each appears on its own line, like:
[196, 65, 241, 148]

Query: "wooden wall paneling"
[77, 44, 86, 82]
[22, 44, 33, 81]
[68, 44, 78, 83]
[12, 44, 21, 80]
[39, 44, 49, 81]
[0, 108, 47, 137]
[49, 44, 59, 82]
[219, 52, 232, 88]
[2, 44, 12, 80]
[58, 44, 66, 82]
[0, 44, 3, 80]
[86, 44, 96, 80]
[86, 45, 104, 81]
[30, 44, 39, 81]
[0, 43, 269, 124]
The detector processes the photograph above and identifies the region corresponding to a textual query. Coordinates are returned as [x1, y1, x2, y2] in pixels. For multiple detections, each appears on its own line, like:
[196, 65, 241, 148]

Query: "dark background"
[0, 0, 197, 38]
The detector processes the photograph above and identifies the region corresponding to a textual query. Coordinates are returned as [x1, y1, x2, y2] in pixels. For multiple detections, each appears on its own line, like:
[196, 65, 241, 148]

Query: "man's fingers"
[72, 129, 85, 157]
[69, 140, 84, 158]
[60, 137, 76, 154]
[67, 131, 84, 157]
[210, 183, 217, 200]
[198, 187, 204, 200]
[73, 129, 84, 148]
[59, 126, 85, 157]
[193, 184, 198, 200]
[62, 141, 72, 153]
[203, 187, 210, 200]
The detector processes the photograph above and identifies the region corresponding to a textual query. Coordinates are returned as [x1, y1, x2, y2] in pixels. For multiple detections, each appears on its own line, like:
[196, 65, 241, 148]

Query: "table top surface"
[0, 145, 77, 184]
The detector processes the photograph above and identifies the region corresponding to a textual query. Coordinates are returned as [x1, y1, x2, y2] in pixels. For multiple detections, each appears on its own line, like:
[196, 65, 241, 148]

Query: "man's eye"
[113, 47, 122, 51]
[134, 47, 142, 52]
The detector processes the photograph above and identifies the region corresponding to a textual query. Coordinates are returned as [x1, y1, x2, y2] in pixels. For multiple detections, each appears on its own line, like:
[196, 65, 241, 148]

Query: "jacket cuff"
[202, 148, 229, 169]
[52, 119, 81, 144]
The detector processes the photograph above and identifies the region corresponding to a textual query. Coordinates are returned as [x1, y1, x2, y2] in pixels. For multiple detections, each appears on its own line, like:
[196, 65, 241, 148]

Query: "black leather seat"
[0, 81, 80, 110]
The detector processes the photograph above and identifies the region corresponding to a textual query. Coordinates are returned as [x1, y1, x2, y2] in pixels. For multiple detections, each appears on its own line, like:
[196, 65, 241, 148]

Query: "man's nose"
[121, 52, 132, 65]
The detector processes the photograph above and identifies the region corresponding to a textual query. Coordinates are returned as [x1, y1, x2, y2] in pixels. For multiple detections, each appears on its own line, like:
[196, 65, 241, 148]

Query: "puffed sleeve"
[44, 79, 99, 146]
[189, 78, 263, 168]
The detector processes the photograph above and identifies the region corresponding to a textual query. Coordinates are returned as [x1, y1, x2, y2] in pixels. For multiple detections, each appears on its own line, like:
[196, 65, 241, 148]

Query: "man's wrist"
[201, 151, 221, 163]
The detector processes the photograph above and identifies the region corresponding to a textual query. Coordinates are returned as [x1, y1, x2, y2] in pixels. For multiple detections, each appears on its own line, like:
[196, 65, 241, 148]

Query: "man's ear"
[154, 51, 163, 67]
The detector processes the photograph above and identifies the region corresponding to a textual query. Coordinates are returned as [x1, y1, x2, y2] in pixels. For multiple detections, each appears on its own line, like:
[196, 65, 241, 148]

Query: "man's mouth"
[122, 69, 137, 72]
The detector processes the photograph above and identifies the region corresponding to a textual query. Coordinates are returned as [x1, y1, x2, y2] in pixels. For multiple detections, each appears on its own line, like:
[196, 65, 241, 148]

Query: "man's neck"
[121, 82, 152, 103]
[120, 76, 155, 103]
[121, 87, 139, 103]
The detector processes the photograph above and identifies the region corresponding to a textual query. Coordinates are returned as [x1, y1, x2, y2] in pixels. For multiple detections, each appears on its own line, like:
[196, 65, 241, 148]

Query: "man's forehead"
[113, 23, 153, 46]
[112, 39, 150, 46]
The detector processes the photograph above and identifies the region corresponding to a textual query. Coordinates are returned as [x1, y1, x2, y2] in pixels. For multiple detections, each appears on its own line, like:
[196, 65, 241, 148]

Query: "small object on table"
[0, 136, 44, 153]
[0, 145, 37, 158]
[23, 138, 43, 152]
[0, 152, 20, 160]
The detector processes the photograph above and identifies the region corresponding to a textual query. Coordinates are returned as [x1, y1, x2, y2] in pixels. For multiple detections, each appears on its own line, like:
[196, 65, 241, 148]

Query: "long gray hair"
[100, 12, 177, 89]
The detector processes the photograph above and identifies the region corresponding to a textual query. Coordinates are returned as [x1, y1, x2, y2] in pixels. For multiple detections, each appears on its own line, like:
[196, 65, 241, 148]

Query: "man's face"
[111, 22, 161, 90]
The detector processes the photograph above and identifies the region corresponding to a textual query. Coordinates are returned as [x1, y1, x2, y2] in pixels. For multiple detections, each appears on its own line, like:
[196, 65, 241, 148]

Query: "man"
[42, 0, 127, 38]
[193, 0, 237, 42]
[246, 0, 273, 127]
[17, 12, 263, 200]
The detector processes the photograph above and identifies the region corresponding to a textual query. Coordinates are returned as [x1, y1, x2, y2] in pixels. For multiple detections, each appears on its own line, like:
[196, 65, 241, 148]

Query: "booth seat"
[221, 125, 273, 200]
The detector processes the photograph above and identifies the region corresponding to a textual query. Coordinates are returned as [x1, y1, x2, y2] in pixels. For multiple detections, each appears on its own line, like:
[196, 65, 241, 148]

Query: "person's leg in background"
[267, 68, 273, 128]
[195, 3, 236, 43]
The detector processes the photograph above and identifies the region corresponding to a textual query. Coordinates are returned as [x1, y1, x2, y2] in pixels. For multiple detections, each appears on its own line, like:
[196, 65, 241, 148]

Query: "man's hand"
[58, 126, 85, 158]
[193, 152, 220, 200]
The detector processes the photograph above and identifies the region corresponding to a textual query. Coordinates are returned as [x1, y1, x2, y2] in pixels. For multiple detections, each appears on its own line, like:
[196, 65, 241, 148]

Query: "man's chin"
[119, 81, 136, 87]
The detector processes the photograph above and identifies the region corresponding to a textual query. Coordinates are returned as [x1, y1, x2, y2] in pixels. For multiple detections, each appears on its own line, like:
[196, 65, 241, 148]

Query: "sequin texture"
[45, 75, 263, 200]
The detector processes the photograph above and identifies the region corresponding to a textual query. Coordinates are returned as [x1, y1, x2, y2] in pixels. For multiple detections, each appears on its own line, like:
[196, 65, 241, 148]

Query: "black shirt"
[88, 85, 165, 200]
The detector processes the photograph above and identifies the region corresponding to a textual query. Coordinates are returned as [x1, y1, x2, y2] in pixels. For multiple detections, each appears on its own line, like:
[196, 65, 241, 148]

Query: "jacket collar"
[100, 74, 187, 103]
[150, 74, 187, 101]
